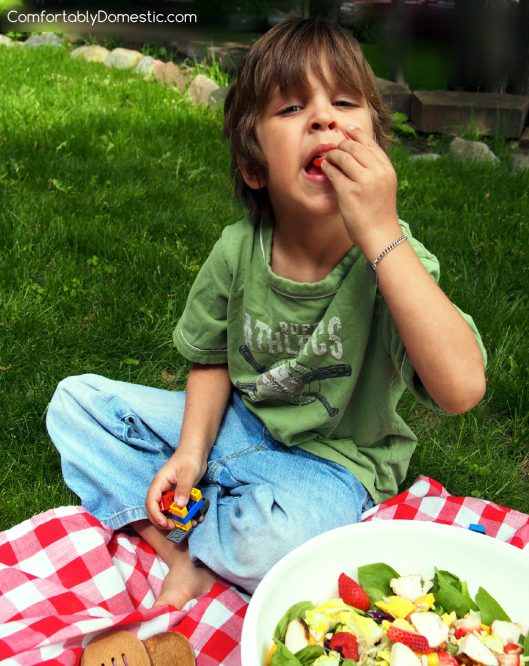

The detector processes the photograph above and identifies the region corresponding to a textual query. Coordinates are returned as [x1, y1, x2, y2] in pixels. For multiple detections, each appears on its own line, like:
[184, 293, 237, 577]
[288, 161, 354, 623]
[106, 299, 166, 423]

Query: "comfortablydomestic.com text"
[6, 10, 198, 26]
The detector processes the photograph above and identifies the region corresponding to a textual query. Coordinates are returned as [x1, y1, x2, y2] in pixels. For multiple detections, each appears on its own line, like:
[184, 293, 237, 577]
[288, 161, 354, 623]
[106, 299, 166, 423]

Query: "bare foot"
[131, 519, 217, 610]
[154, 555, 217, 609]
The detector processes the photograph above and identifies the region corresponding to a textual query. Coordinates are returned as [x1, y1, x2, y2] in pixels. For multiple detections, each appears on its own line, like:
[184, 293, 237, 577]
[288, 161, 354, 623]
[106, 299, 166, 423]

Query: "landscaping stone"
[205, 43, 250, 71]
[152, 61, 188, 89]
[376, 78, 411, 116]
[0, 35, 14, 47]
[208, 86, 229, 109]
[105, 48, 143, 70]
[410, 153, 441, 161]
[71, 45, 109, 63]
[135, 56, 160, 77]
[410, 90, 529, 138]
[24, 33, 64, 48]
[512, 154, 529, 170]
[520, 127, 529, 149]
[187, 74, 219, 105]
[449, 137, 500, 164]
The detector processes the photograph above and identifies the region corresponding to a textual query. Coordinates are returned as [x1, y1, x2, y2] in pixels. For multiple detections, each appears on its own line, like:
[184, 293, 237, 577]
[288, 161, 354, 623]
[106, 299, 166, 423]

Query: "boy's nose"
[309, 105, 338, 132]
[311, 118, 337, 131]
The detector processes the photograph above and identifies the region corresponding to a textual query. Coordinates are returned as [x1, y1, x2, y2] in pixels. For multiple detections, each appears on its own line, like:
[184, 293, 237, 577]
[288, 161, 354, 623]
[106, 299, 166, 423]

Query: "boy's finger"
[345, 124, 378, 149]
[320, 156, 356, 192]
[333, 141, 374, 170]
[173, 479, 193, 508]
[344, 124, 389, 167]
[323, 147, 363, 179]
[146, 498, 166, 527]
[146, 486, 173, 529]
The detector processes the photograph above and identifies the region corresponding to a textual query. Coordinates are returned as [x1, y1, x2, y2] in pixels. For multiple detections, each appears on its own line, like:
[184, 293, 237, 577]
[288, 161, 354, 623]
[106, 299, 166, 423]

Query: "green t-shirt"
[173, 218, 486, 504]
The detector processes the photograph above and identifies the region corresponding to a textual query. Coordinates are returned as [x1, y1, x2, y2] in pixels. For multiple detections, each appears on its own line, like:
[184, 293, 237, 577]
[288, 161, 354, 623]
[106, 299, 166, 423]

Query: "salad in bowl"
[241, 521, 529, 666]
[267, 563, 529, 665]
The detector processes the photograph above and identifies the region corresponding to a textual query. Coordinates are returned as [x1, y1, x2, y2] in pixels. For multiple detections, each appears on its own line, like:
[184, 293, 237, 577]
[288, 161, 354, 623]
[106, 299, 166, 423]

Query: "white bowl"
[241, 520, 529, 666]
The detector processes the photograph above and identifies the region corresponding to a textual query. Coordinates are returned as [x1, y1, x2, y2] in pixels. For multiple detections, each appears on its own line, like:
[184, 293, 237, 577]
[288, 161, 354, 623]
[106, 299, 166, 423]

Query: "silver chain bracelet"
[370, 234, 408, 272]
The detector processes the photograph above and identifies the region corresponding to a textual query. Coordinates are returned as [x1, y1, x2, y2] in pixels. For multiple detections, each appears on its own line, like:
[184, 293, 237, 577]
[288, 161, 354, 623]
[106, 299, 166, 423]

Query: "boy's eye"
[334, 99, 358, 107]
[278, 105, 303, 115]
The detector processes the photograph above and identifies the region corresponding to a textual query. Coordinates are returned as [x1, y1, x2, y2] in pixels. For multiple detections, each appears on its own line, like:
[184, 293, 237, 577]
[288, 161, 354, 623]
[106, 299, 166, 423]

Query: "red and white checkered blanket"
[2, 475, 528, 665]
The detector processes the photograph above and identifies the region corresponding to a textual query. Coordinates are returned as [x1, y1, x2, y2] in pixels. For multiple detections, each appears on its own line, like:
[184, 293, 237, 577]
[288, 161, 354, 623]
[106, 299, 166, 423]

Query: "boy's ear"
[238, 159, 265, 190]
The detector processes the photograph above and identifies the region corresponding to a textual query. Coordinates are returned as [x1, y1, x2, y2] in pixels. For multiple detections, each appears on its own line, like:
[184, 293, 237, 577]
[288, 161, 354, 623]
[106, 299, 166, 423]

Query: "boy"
[47, 18, 486, 610]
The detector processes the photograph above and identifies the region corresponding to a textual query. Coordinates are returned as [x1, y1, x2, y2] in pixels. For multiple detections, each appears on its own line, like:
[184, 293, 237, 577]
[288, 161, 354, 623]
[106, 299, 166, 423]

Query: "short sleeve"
[173, 235, 232, 364]
[381, 221, 487, 411]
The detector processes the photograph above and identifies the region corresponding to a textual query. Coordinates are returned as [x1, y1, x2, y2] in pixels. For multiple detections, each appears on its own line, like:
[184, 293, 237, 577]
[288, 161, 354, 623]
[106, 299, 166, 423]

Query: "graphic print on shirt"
[242, 313, 344, 359]
[235, 340, 352, 417]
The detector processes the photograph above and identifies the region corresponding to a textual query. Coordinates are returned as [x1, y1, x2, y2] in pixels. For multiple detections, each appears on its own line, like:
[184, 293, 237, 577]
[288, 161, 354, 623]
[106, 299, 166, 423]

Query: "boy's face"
[246, 62, 376, 223]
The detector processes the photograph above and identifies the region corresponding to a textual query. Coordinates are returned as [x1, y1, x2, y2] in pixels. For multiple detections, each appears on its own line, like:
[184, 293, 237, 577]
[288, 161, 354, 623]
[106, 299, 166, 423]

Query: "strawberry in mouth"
[303, 144, 336, 178]
[306, 156, 324, 175]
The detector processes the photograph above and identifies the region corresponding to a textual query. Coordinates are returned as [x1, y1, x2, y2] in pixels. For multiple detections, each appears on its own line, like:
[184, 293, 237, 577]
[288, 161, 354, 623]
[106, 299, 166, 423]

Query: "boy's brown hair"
[223, 17, 393, 223]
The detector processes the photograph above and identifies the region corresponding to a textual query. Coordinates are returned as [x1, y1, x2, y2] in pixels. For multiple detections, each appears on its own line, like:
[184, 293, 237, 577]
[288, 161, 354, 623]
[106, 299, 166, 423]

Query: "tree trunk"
[513, 0, 529, 95]
[451, 0, 514, 93]
[379, 0, 409, 85]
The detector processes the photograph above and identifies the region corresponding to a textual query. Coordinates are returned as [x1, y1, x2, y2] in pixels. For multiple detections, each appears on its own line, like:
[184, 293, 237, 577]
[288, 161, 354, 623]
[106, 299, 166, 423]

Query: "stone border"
[1, 32, 528, 169]
[0, 32, 226, 107]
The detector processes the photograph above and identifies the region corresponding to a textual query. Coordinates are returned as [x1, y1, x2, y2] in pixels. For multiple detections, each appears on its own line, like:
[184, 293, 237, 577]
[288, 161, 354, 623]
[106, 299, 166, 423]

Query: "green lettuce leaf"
[296, 644, 325, 664]
[434, 569, 477, 615]
[358, 563, 399, 604]
[475, 587, 510, 625]
[274, 601, 315, 642]
[270, 640, 302, 665]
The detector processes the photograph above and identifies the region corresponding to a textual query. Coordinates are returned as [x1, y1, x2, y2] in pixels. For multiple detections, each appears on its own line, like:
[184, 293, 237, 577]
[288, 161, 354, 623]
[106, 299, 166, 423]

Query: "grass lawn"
[0, 45, 528, 531]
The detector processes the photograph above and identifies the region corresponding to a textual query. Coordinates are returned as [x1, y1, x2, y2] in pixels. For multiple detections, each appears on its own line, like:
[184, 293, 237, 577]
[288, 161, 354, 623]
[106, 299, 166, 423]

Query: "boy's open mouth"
[305, 156, 324, 175]
[303, 144, 336, 177]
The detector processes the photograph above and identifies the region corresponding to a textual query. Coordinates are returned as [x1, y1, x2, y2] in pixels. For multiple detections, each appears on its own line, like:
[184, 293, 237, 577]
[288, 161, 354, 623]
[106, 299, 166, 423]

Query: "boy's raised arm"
[321, 126, 486, 415]
[371, 243, 486, 415]
[145, 363, 232, 529]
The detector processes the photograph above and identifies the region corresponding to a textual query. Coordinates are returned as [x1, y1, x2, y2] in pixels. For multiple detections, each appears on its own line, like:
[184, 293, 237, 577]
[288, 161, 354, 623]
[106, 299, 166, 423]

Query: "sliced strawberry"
[497, 654, 521, 666]
[387, 626, 433, 654]
[338, 573, 371, 611]
[504, 644, 523, 654]
[328, 632, 359, 661]
[438, 651, 460, 666]
[454, 615, 482, 638]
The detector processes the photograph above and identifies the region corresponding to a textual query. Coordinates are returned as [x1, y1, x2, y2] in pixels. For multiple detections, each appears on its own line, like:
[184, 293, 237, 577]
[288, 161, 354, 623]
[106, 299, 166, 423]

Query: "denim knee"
[210, 485, 352, 592]
[47, 373, 103, 414]
[238, 511, 312, 583]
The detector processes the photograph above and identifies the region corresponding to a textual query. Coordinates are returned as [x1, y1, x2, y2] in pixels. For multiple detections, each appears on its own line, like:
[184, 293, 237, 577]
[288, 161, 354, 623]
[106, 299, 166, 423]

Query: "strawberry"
[428, 651, 459, 666]
[497, 654, 521, 666]
[338, 573, 371, 611]
[312, 157, 323, 168]
[438, 651, 460, 666]
[504, 644, 523, 654]
[328, 632, 359, 661]
[387, 626, 433, 654]
[454, 615, 481, 639]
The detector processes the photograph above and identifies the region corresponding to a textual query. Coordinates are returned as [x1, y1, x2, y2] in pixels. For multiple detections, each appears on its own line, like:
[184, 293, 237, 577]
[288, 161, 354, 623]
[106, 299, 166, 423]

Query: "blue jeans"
[46, 374, 372, 593]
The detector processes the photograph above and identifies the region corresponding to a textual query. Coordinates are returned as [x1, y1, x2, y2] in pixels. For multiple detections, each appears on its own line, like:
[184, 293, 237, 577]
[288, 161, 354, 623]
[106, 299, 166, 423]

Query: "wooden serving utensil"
[80, 630, 195, 666]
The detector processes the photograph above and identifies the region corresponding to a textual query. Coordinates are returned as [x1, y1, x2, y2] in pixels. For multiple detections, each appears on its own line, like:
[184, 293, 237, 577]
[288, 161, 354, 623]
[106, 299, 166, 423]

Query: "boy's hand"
[320, 126, 402, 260]
[145, 449, 207, 530]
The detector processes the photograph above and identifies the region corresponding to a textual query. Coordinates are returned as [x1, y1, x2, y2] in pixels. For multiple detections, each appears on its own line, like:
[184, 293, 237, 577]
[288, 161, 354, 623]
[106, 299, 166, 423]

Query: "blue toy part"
[468, 523, 486, 534]
[169, 497, 205, 526]
[165, 498, 210, 544]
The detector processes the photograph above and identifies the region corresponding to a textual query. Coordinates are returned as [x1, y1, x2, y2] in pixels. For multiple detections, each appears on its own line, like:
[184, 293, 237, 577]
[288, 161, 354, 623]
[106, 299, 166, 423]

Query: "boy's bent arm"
[145, 363, 232, 529]
[321, 126, 485, 414]
[372, 236, 486, 415]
